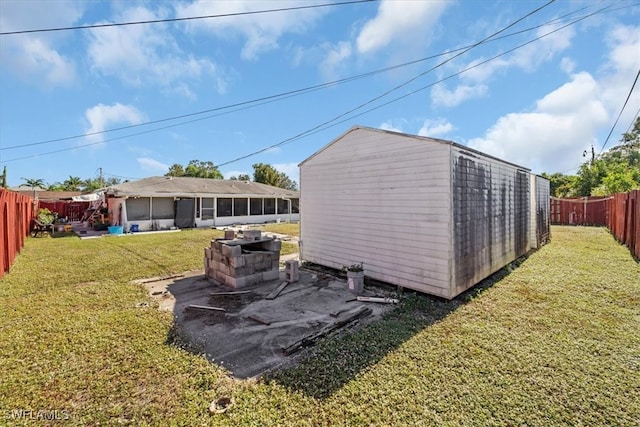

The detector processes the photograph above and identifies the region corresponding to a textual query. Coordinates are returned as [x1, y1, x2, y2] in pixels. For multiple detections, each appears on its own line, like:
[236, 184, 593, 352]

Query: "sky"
[1, 0, 639, 189]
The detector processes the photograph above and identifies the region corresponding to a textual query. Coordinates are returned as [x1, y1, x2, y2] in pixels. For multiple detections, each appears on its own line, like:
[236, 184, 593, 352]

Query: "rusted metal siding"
[0, 189, 34, 279]
[551, 191, 639, 259]
[451, 150, 531, 296]
[550, 197, 609, 226]
[607, 190, 640, 259]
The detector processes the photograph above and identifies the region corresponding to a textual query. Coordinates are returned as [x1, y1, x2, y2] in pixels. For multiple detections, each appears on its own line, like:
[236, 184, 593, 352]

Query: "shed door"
[175, 199, 195, 228]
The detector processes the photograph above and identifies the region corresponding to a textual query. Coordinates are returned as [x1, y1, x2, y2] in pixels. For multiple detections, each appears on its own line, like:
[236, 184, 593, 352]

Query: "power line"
[0, 0, 377, 36]
[220, 1, 617, 167]
[599, 67, 640, 153]
[3, 0, 601, 154]
[0, 1, 629, 166]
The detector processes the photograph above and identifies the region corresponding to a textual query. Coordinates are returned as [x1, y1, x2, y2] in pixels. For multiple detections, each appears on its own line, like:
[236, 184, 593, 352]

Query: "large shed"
[103, 176, 299, 231]
[299, 126, 550, 299]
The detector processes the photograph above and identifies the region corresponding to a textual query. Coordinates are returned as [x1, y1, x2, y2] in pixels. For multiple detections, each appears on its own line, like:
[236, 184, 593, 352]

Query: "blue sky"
[1, 0, 639, 188]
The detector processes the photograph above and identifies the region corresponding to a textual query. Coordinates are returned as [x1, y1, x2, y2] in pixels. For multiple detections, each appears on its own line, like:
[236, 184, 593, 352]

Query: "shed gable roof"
[299, 125, 529, 171]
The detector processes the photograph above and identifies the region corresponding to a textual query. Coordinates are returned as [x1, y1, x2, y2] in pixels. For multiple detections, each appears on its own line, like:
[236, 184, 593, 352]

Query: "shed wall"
[450, 149, 530, 296]
[300, 130, 453, 297]
[534, 175, 551, 247]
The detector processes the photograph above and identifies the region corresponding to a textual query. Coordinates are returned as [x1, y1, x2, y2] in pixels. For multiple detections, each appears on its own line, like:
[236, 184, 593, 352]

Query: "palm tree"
[63, 176, 83, 191]
[22, 178, 45, 189]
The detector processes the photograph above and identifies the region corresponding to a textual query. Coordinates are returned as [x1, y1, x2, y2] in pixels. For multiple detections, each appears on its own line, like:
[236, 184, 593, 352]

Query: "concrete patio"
[137, 268, 396, 378]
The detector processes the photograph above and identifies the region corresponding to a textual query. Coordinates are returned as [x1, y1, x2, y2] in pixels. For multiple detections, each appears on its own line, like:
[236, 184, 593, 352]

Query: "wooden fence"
[0, 189, 34, 279]
[551, 190, 640, 259]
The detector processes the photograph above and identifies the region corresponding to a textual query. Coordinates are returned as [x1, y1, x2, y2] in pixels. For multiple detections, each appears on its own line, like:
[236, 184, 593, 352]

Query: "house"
[299, 126, 550, 299]
[103, 176, 299, 231]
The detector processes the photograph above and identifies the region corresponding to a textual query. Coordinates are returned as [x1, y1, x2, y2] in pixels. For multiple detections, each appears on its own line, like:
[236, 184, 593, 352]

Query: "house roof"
[103, 176, 299, 198]
[10, 188, 86, 201]
[299, 125, 530, 171]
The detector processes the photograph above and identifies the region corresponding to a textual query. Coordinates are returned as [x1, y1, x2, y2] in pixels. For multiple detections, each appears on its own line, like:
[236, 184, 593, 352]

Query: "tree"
[230, 174, 251, 181]
[63, 176, 83, 191]
[1, 166, 6, 188]
[252, 163, 298, 191]
[166, 164, 185, 177]
[22, 178, 45, 189]
[47, 182, 65, 191]
[572, 118, 640, 196]
[165, 160, 223, 179]
[540, 172, 577, 198]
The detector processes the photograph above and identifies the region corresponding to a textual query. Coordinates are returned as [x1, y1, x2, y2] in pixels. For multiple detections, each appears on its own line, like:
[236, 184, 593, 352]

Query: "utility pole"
[97, 167, 104, 188]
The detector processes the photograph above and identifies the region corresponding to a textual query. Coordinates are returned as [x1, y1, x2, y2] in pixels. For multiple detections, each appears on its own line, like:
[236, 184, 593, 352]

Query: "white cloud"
[356, 0, 449, 55]
[85, 103, 145, 143]
[433, 21, 575, 108]
[87, 5, 223, 96]
[379, 121, 404, 133]
[319, 41, 353, 80]
[560, 57, 576, 74]
[0, 0, 81, 87]
[175, 0, 328, 60]
[137, 157, 169, 173]
[466, 25, 639, 174]
[431, 83, 488, 108]
[418, 119, 455, 137]
[467, 73, 608, 173]
[273, 162, 300, 185]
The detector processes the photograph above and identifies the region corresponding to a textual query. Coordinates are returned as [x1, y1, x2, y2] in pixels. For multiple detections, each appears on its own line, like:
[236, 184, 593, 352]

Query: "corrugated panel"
[607, 190, 640, 259]
[550, 197, 608, 226]
[1, 189, 34, 279]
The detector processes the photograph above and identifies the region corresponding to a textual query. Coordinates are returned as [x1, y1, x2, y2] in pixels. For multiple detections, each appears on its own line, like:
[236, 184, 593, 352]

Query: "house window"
[234, 198, 248, 216]
[126, 198, 150, 221]
[250, 198, 262, 215]
[277, 198, 289, 214]
[264, 198, 275, 215]
[217, 198, 232, 217]
[152, 197, 174, 219]
[291, 198, 300, 214]
[202, 198, 214, 220]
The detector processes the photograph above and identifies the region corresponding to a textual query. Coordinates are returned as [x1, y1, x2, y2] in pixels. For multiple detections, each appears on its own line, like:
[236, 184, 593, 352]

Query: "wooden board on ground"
[265, 282, 289, 300]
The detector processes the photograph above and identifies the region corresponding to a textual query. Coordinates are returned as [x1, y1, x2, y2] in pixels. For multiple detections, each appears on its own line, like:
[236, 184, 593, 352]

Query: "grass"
[257, 222, 299, 237]
[1, 226, 638, 425]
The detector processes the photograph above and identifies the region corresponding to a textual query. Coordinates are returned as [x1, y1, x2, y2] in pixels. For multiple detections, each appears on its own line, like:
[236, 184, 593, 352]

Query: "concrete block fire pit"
[204, 232, 282, 288]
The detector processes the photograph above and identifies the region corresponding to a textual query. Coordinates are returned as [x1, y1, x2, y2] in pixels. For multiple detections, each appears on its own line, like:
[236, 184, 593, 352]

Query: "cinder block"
[285, 260, 299, 283]
[224, 230, 235, 240]
[262, 269, 280, 282]
[243, 230, 262, 240]
[222, 244, 242, 257]
[211, 240, 223, 252]
[204, 247, 212, 259]
[228, 256, 245, 268]
[272, 260, 280, 269]
[264, 240, 282, 252]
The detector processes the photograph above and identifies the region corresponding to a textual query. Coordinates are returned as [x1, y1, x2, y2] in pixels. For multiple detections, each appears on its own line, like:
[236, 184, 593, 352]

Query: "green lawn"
[1, 226, 638, 425]
[258, 222, 299, 237]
